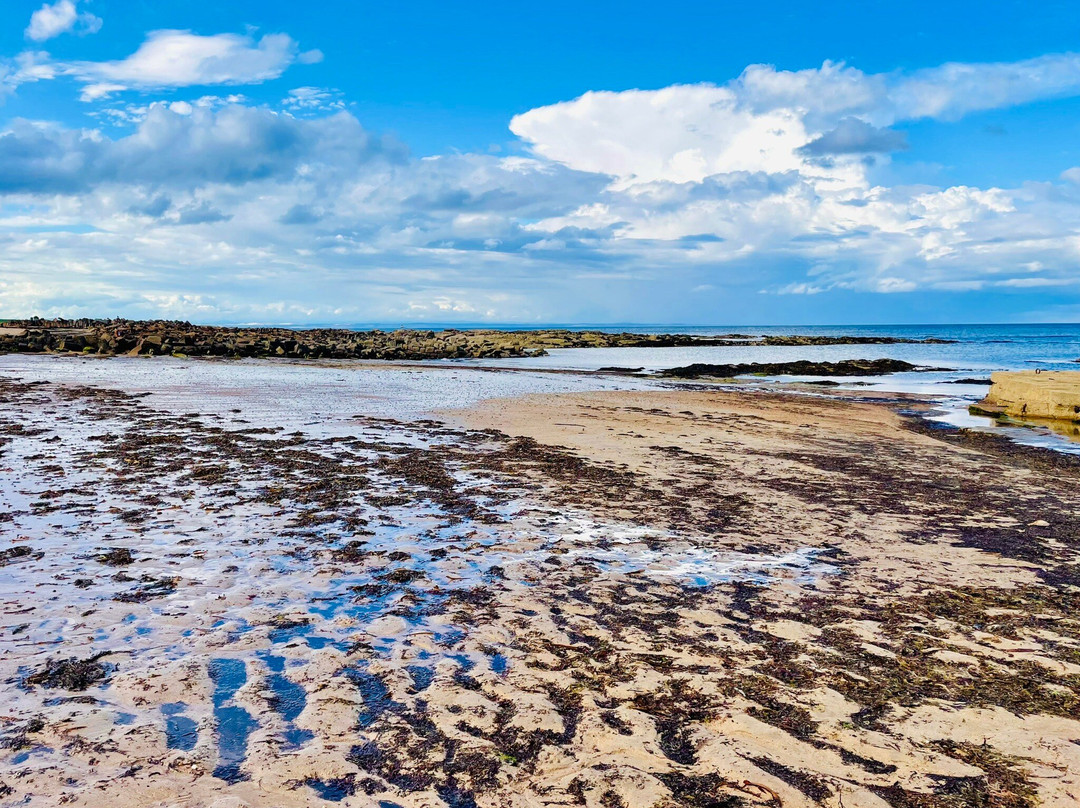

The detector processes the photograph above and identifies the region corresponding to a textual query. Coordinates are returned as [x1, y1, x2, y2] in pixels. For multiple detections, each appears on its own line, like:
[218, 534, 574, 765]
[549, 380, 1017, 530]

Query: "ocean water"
[445, 323, 1080, 377]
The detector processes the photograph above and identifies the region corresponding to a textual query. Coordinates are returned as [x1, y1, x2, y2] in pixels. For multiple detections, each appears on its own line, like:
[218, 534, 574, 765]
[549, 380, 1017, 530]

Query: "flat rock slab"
[980, 371, 1080, 421]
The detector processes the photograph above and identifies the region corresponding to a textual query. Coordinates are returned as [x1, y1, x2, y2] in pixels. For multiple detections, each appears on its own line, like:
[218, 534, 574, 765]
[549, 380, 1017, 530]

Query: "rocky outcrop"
[660, 358, 922, 379]
[0, 318, 953, 361]
[975, 371, 1080, 421]
[758, 335, 953, 346]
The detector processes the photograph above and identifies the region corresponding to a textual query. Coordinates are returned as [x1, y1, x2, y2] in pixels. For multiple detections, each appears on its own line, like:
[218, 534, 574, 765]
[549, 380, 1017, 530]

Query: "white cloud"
[283, 86, 345, 114]
[7, 29, 312, 101]
[776, 282, 825, 295]
[69, 30, 300, 95]
[891, 53, 1080, 121]
[0, 105, 406, 193]
[25, 0, 102, 42]
[511, 54, 1080, 189]
[512, 84, 820, 186]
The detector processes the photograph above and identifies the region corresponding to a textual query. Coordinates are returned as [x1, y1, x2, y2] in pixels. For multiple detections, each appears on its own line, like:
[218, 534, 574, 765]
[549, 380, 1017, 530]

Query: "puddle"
[345, 667, 397, 729]
[164, 708, 198, 752]
[307, 778, 355, 802]
[208, 658, 256, 783]
[262, 654, 313, 749]
[406, 665, 434, 692]
[561, 545, 835, 586]
[929, 399, 1080, 455]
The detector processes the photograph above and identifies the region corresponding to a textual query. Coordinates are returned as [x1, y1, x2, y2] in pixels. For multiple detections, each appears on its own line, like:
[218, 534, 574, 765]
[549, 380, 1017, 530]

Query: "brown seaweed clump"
[25, 654, 112, 691]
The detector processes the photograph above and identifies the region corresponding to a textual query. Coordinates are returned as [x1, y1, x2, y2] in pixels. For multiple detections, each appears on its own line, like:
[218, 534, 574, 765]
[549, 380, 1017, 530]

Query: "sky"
[2, 1, 1080, 325]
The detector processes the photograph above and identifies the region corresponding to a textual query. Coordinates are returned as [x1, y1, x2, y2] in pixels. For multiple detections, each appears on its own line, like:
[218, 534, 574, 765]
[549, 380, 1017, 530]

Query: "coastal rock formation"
[975, 371, 1080, 421]
[0, 318, 952, 360]
[660, 358, 922, 379]
[758, 334, 952, 346]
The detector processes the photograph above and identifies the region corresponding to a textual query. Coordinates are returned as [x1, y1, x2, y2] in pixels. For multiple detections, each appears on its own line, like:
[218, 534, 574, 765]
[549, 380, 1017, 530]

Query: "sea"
[424, 323, 1080, 375]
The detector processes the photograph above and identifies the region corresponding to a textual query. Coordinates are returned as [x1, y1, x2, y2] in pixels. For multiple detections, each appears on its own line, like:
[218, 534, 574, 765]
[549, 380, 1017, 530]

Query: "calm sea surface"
[440, 323, 1080, 376]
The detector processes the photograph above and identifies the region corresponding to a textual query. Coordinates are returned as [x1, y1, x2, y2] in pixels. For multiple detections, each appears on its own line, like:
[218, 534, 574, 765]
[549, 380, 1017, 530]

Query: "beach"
[6, 0, 1080, 804]
[1, 356, 1079, 808]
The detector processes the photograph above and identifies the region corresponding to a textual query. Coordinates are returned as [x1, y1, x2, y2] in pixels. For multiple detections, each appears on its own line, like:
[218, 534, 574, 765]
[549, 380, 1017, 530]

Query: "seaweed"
[750, 756, 832, 803]
[94, 547, 134, 566]
[26, 654, 111, 691]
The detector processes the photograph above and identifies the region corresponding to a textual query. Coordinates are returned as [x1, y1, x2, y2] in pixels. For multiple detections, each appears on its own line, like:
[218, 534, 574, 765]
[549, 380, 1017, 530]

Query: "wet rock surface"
[0, 370, 1077, 807]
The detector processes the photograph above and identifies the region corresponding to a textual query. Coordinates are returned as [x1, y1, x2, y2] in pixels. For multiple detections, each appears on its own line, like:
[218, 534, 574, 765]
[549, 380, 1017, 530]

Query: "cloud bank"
[3, 38, 1080, 322]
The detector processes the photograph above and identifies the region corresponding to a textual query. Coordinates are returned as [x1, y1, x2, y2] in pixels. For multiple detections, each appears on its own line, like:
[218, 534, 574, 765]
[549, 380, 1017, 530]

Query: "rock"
[977, 371, 1080, 421]
[95, 547, 134, 566]
[660, 358, 923, 379]
[0, 319, 957, 362]
[0, 545, 40, 565]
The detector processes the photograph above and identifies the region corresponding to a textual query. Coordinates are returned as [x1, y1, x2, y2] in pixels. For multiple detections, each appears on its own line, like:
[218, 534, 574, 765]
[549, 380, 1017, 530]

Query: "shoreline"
[7, 350, 1080, 455]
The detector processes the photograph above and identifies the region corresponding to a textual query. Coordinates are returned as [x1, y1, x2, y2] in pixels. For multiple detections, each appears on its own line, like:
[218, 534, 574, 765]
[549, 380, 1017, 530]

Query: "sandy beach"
[6, 0, 1080, 803]
[1, 359, 1079, 808]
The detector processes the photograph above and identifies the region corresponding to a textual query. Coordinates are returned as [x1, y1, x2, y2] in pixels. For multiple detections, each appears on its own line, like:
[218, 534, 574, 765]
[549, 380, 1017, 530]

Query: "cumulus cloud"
[176, 201, 231, 225]
[511, 84, 816, 185]
[71, 30, 311, 99]
[282, 86, 345, 114]
[25, 0, 102, 42]
[511, 54, 1080, 188]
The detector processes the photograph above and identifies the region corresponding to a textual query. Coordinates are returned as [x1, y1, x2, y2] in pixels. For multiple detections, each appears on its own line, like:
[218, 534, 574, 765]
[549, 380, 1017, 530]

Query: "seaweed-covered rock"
[660, 358, 923, 379]
[95, 547, 134, 566]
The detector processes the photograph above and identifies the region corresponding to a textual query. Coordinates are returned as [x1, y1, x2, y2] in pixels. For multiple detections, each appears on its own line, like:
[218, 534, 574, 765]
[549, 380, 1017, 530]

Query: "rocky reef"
[0, 318, 952, 360]
[660, 358, 922, 378]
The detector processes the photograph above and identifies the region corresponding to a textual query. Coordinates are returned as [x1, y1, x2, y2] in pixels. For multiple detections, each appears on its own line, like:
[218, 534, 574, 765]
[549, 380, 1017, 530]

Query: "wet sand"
[2, 364, 1079, 807]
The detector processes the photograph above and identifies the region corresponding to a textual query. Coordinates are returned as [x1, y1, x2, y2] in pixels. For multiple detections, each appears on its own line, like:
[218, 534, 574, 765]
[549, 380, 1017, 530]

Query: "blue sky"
[2, 0, 1080, 324]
